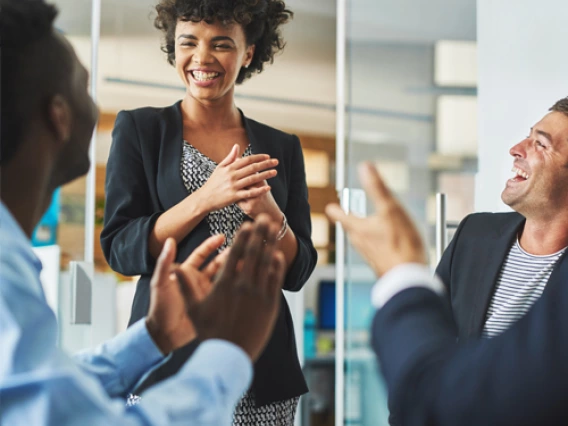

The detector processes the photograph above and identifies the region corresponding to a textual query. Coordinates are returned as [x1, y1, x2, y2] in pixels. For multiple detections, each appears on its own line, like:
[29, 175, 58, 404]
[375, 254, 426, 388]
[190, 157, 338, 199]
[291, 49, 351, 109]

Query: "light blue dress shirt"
[0, 201, 252, 425]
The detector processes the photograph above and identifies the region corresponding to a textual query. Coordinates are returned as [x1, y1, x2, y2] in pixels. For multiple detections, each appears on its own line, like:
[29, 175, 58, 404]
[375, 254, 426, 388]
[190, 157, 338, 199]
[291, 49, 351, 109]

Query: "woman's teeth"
[192, 71, 219, 81]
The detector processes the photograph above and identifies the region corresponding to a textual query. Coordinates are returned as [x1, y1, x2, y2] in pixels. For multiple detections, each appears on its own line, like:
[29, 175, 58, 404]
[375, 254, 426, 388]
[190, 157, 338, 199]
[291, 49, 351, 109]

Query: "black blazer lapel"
[156, 101, 189, 210]
[467, 214, 526, 337]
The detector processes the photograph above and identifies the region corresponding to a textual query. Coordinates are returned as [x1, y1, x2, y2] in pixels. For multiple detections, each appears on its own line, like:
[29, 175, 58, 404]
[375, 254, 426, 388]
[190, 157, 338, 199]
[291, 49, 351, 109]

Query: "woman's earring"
[244, 63, 249, 69]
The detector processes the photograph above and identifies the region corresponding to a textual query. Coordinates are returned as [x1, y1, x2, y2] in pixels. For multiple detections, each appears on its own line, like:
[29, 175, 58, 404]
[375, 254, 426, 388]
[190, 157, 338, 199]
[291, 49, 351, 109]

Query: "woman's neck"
[181, 94, 242, 131]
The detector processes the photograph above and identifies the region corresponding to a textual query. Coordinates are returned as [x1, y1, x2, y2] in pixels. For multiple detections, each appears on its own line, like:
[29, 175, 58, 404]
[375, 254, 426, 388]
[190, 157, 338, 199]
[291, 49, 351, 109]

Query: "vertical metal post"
[436, 193, 447, 263]
[335, 0, 347, 425]
[84, 0, 101, 263]
[69, 0, 101, 337]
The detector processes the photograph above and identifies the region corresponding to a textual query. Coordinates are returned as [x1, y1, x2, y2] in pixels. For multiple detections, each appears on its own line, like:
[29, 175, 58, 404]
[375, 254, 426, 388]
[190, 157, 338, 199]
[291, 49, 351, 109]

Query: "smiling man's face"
[501, 111, 568, 219]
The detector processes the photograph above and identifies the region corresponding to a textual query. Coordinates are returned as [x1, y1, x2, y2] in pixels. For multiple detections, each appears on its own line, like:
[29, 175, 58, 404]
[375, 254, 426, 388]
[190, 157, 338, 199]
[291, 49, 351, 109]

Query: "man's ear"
[47, 94, 72, 145]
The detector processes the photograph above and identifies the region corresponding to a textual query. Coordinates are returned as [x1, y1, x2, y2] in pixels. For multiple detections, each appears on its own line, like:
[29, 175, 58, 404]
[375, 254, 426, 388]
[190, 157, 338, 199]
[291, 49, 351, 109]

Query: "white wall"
[476, 0, 568, 212]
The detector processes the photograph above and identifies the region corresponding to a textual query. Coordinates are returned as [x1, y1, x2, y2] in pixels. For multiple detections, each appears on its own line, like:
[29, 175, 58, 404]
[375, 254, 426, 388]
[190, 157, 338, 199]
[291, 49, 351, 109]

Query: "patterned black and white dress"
[181, 141, 300, 426]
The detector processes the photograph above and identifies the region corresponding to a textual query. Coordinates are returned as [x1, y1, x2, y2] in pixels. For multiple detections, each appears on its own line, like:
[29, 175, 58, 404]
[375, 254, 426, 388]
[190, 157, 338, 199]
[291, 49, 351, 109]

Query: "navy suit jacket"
[372, 214, 568, 425]
[101, 101, 317, 406]
[436, 212, 568, 339]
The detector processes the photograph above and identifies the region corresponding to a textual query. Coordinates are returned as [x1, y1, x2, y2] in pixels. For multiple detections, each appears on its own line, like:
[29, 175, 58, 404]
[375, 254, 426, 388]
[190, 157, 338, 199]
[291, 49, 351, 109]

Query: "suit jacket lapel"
[468, 214, 526, 337]
[157, 100, 189, 209]
[242, 112, 269, 156]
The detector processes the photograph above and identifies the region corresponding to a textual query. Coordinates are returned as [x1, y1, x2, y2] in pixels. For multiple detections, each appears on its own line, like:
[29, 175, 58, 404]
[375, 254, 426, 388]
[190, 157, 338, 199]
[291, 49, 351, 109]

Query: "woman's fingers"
[236, 170, 277, 190]
[237, 185, 272, 200]
[233, 158, 279, 180]
[231, 153, 272, 168]
[218, 144, 240, 166]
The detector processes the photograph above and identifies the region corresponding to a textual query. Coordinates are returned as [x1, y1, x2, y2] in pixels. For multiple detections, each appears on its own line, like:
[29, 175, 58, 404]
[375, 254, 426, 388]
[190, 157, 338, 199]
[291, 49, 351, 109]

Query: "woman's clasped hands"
[197, 144, 282, 218]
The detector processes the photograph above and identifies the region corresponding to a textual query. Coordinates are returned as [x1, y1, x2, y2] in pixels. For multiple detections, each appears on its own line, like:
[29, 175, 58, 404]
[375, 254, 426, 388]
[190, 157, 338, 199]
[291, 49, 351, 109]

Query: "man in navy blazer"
[327, 146, 568, 426]
[436, 98, 568, 342]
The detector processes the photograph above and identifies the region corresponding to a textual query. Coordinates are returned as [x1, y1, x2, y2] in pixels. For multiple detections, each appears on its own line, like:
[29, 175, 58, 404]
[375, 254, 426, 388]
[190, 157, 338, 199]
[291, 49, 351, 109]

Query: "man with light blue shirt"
[0, 1, 287, 424]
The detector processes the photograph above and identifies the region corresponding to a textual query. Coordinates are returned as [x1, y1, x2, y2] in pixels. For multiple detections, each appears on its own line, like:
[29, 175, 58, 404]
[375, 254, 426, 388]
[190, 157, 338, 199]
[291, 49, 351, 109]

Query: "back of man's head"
[0, 0, 71, 165]
[550, 97, 568, 117]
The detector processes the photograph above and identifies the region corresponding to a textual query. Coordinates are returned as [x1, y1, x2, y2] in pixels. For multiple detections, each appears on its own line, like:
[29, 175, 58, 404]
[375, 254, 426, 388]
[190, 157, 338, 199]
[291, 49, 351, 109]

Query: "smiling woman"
[173, 19, 256, 106]
[155, 0, 291, 83]
[100, 0, 317, 425]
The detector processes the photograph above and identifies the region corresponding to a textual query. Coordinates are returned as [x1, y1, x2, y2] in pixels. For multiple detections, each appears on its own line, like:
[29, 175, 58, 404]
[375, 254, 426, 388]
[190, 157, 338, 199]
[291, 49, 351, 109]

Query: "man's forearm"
[73, 319, 165, 398]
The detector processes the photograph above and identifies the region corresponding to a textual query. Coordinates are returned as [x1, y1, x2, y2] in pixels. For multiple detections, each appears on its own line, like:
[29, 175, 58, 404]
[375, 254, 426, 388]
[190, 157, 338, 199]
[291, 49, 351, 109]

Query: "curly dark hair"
[154, 0, 293, 84]
[0, 0, 63, 165]
[550, 97, 568, 118]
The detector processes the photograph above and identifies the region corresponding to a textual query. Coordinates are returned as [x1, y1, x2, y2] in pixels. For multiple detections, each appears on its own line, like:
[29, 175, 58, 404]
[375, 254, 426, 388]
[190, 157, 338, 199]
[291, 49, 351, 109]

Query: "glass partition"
[33, 0, 103, 352]
[337, 0, 478, 424]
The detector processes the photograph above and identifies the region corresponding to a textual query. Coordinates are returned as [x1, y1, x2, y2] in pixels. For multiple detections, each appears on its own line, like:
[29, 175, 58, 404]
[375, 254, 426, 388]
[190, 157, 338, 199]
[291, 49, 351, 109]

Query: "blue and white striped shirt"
[482, 239, 566, 339]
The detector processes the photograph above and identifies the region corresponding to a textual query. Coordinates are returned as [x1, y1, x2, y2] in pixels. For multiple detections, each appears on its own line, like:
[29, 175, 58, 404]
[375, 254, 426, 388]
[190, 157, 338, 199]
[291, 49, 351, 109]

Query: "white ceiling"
[348, 0, 476, 43]
[52, 0, 475, 135]
[52, 0, 335, 37]
[53, 0, 475, 44]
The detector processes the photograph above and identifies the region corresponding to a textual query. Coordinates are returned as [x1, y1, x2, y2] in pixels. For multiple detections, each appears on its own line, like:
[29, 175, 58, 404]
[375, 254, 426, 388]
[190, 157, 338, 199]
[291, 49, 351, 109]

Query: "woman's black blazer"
[101, 101, 317, 406]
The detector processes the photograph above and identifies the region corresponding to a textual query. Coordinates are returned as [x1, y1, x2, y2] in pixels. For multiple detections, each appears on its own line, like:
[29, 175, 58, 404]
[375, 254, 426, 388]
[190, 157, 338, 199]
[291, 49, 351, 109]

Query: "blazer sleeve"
[281, 136, 318, 292]
[372, 282, 568, 426]
[100, 111, 162, 276]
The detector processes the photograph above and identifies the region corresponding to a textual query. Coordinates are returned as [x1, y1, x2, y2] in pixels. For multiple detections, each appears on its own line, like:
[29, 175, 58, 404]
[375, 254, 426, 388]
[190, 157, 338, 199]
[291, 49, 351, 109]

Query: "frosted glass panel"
[436, 95, 478, 156]
[435, 40, 477, 87]
[339, 2, 478, 426]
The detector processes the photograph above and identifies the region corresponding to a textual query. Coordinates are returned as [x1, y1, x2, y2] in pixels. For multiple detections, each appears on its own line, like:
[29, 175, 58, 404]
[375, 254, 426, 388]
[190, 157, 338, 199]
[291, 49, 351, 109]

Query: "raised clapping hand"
[176, 214, 286, 361]
[325, 162, 427, 277]
[197, 144, 279, 213]
[145, 234, 227, 354]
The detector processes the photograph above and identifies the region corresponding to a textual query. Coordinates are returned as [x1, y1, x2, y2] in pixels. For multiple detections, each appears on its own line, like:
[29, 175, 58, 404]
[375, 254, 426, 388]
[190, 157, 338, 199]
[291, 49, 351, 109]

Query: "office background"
[30, 1, 568, 426]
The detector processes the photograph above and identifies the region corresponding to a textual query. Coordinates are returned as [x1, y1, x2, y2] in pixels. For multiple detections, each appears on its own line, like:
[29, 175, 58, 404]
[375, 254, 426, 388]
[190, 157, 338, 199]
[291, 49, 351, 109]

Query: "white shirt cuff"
[371, 263, 445, 309]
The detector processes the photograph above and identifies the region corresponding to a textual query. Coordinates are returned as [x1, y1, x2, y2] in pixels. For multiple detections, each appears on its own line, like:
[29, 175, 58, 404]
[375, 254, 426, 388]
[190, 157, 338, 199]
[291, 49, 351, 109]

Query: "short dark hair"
[0, 0, 71, 165]
[154, 0, 293, 84]
[550, 97, 568, 118]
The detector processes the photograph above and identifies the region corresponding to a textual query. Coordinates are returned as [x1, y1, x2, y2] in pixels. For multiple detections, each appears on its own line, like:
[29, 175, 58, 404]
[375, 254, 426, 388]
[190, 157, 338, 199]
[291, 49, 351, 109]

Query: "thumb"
[152, 238, 177, 288]
[219, 144, 240, 166]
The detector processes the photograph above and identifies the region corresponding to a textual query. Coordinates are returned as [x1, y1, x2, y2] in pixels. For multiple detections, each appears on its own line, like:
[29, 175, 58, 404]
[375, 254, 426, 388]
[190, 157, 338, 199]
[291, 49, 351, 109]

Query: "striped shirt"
[482, 239, 566, 339]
